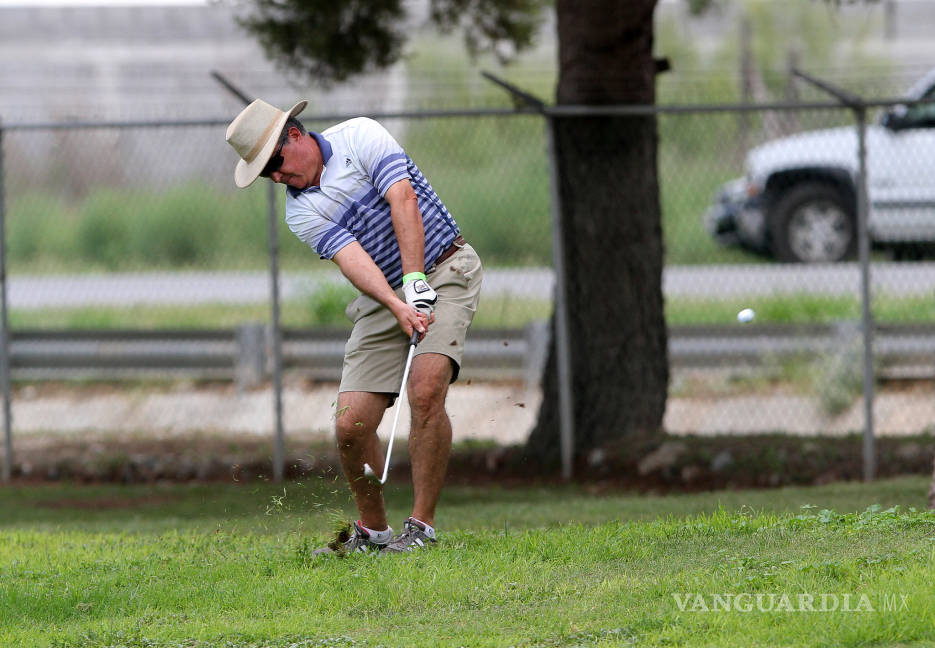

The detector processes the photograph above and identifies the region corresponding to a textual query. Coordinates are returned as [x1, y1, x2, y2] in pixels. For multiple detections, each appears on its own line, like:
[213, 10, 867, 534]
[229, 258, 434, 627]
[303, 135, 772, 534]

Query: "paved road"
[6, 263, 935, 308]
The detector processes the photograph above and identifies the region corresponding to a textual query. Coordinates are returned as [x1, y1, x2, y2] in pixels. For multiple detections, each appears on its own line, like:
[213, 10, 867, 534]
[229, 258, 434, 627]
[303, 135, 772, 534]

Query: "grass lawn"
[1, 477, 934, 647]
[10, 291, 935, 332]
[6, 294, 554, 331]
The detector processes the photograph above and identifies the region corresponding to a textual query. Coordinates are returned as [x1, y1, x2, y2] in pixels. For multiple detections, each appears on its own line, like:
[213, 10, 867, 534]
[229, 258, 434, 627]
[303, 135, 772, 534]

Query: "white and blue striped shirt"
[284, 118, 460, 288]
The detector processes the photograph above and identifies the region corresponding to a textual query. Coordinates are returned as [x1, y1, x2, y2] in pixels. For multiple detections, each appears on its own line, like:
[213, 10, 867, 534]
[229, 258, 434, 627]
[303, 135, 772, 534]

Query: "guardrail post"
[524, 320, 549, 394]
[235, 322, 266, 390]
[0, 121, 11, 483]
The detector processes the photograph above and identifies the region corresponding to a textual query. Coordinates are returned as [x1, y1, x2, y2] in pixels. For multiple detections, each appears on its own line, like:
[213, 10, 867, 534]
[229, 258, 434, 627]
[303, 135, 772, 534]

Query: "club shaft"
[377, 334, 419, 483]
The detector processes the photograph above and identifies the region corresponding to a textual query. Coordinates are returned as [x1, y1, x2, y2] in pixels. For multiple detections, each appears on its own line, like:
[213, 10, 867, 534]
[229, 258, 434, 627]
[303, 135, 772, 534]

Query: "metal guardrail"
[5, 325, 551, 388]
[6, 323, 935, 383]
[670, 323, 935, 379]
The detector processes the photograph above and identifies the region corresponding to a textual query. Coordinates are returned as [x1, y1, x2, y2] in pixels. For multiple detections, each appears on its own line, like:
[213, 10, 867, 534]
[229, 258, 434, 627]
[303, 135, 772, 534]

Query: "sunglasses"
[259, 138, 286, 178]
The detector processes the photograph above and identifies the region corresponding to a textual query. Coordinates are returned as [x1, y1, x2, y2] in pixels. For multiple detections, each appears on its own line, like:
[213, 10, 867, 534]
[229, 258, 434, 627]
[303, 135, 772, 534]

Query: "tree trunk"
[526, 0, 668, 467]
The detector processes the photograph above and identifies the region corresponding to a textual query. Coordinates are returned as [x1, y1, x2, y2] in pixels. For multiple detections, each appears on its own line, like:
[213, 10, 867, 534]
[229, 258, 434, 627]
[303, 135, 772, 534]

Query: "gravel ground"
[7, 380, 540, 446]
[4, 379, 934, 447]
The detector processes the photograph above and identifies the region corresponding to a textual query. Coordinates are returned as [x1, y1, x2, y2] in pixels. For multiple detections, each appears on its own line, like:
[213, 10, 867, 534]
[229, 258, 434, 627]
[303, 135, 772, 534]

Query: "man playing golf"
[226, 99, 483, 554]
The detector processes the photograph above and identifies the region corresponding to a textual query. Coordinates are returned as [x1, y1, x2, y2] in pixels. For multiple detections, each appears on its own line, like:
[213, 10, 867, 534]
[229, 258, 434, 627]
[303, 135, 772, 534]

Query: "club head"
[362, 463, 384, 484]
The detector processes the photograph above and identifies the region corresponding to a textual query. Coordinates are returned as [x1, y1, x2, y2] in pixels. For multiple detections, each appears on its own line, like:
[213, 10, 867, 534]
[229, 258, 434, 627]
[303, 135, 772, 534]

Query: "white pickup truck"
[704, 68, 935, 262]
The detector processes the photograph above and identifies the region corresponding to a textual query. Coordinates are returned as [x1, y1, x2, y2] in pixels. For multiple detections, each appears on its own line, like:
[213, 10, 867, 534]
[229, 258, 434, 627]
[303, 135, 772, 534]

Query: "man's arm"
[332, 242, 429, 337]
[384, 178, 425, 276]
[385, 178, 438, 316]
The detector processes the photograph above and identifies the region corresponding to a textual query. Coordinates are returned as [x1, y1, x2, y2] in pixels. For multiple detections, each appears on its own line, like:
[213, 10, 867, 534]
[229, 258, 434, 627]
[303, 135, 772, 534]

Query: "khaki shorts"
[339, 243, 483, 395]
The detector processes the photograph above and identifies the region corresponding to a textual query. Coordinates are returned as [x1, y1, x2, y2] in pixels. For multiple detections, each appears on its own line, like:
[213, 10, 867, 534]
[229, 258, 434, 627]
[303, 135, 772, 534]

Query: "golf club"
[363, 330, 420, 484]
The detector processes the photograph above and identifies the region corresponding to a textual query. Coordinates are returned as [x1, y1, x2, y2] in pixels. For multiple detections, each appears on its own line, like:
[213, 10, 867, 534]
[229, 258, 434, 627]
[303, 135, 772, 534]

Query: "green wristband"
[402, 272, 427, 284]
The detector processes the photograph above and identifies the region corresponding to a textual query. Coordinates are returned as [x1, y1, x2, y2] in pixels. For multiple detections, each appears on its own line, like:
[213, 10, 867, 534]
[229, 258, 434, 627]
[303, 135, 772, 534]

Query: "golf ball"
[737, 308, 755, 324]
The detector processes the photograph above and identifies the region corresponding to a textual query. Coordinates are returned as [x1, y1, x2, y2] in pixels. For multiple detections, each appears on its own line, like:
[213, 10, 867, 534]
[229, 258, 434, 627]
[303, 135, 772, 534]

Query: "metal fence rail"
[7, 323, 935, 382]
[4, 326, 548, 387]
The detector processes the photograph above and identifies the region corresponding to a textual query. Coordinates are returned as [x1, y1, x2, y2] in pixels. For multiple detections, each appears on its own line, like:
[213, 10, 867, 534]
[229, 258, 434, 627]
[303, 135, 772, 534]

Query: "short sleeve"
[351, 118, 409, 196]
[285, 192, 356, 259]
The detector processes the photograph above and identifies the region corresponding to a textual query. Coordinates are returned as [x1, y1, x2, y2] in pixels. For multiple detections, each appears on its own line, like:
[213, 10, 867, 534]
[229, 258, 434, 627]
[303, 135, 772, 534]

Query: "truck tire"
[768, 182, 856, 263]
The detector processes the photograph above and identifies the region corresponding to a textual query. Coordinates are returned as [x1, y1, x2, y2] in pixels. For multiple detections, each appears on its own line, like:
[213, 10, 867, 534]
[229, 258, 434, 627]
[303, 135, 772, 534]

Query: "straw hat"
[226, 99, 308, 188]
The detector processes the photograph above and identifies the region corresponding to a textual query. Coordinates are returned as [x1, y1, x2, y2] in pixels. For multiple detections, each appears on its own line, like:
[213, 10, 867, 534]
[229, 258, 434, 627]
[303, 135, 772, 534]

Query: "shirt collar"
[310, 131, 333, 164]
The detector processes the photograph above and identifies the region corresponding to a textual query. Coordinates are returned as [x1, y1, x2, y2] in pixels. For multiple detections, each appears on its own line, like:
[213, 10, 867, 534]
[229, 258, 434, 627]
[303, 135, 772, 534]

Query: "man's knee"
[333, 392, 388, 446]
[335, 409, 371, 447]
[408, 376, 448, 425]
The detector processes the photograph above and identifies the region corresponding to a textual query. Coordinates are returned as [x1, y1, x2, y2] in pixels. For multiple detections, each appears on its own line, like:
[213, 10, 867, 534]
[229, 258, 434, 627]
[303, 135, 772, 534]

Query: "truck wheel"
[769, 183, 855, 263]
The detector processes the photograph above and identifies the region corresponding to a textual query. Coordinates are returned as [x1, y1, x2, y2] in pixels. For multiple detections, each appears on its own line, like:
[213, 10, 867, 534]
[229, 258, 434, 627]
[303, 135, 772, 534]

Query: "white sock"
[357, 521, 393, 545]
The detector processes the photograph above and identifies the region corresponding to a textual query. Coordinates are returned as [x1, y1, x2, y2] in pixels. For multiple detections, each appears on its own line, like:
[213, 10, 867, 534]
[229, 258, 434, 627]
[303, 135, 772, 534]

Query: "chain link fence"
[2, 113, 552, 328]
[658, 96, 934, 451]
[2, 92, 935, 480]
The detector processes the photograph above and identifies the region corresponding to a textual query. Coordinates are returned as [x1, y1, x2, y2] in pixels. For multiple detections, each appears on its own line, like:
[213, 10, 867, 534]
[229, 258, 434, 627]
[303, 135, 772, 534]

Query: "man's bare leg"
[406, 353, 454, 528]
[334, 390, 391, 530]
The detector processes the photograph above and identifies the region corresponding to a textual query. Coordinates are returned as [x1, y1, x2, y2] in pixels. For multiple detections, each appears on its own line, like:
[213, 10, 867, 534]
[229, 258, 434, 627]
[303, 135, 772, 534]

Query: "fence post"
[267, 181, 286, 482]
[0, 121, 11, 483]
[855, 106, 876, 481]
[208, 71, 286, 479]
[479, 71, 575, 480]
[790, 68, 876, 482]
[544, 114, 576, 482]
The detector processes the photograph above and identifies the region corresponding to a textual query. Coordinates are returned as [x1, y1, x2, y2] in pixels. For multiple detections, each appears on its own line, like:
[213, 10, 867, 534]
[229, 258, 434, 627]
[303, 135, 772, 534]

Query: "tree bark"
[526, 0, 668, 467]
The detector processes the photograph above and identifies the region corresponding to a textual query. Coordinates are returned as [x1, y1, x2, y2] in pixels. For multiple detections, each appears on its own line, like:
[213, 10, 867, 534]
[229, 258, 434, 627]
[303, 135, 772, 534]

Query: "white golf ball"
[737, 308, 755, 324]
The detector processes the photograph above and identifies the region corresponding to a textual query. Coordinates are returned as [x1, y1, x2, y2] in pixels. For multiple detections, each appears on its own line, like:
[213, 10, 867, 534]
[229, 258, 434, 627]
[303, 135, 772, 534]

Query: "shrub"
[305, 282, 358, 327]
[130, 185, 223, 267]
[6, 194, 71, 264]
[76, 190, 131, 269]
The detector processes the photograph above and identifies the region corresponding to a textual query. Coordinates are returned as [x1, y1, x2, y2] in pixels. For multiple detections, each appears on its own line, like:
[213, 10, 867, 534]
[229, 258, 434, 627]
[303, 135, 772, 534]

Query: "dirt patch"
[446, 433, 935, 494]
[8, 433, 330, 484]
[3, 429, 934, 496]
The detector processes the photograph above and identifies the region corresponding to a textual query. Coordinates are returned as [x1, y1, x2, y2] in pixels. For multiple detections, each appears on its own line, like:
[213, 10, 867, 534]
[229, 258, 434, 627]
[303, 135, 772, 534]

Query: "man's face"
[266, 127, 323, 190]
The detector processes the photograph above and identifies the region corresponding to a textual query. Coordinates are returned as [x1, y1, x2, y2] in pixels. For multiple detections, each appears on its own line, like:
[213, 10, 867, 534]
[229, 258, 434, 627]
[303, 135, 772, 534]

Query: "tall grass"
[7, 162, 555, 274]
[397, 114, 553, 266]
[8, 125, 752, 272]
[7, 184, 312, 273]
[8, 292, 927, 331]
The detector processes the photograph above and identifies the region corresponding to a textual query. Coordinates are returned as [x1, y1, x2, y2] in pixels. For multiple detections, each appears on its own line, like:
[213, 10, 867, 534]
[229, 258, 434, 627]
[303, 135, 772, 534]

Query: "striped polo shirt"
[284, 117, 460, 288]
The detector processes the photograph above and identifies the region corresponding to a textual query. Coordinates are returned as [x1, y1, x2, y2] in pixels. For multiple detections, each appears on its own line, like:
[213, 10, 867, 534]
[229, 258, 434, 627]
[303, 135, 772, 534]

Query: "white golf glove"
[403, 273, 437, 315]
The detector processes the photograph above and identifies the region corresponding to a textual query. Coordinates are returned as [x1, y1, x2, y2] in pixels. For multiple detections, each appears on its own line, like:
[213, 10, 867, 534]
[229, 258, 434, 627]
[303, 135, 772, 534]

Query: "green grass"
[6, 118, 755, 276]
[6, 294, 552, 330]
[8, 139, 755, 274]
[659, 139, 762, 267]
[391, 114, 554, 267]
[6, 184, 320, 274]
[1, 477, 934, 647]
[668, 293, 935, 326]
[8, 292, 933, 331]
